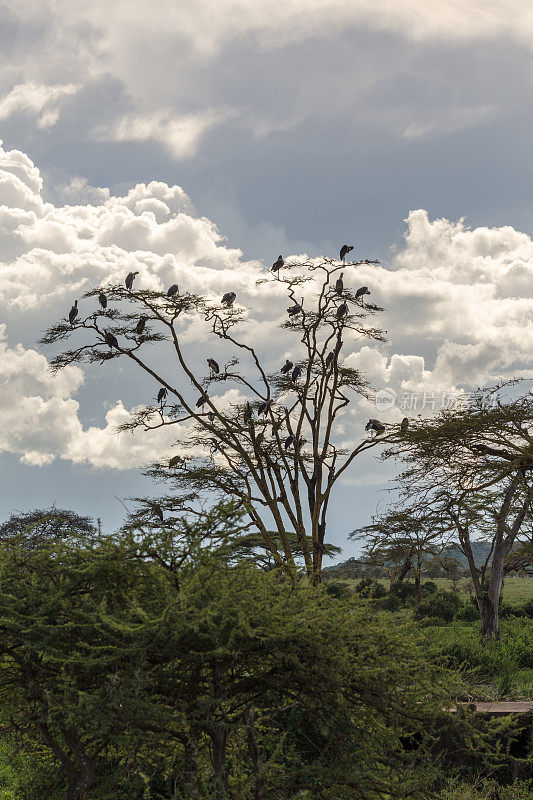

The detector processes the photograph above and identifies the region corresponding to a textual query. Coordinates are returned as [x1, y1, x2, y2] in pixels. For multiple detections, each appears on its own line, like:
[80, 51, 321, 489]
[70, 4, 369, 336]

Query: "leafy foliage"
[0, 504, 473, 800]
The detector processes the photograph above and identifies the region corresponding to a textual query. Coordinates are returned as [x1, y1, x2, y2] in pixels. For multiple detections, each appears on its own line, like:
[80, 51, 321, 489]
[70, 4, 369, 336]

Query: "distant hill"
[443, 541, 493, 569]
[323, 541, 493, 580]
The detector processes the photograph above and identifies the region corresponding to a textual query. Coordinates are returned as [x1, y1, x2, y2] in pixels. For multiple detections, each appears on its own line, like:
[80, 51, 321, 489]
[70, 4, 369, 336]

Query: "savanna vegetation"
[0, 505, 530, 799]
[0, 254, 529, 798]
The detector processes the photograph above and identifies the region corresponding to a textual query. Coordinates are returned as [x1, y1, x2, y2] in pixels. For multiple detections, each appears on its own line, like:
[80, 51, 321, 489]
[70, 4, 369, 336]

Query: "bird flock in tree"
[66, 243, 400, 443]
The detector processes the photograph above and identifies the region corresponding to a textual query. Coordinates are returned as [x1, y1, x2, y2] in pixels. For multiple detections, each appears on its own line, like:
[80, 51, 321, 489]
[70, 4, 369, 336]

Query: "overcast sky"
[0, 1, 532, 560]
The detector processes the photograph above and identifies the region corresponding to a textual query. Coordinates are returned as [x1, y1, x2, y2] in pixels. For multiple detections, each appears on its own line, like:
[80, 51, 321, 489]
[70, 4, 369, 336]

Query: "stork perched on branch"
[339, 244, 353, 262]
[125, 271, 139, 290]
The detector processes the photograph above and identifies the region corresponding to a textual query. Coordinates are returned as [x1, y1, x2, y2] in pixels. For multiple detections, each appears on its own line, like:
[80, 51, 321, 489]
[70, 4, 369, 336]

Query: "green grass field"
[428, 576, 533, 605]
[341, 575, 533, 605]
[330, 575, 533, 701]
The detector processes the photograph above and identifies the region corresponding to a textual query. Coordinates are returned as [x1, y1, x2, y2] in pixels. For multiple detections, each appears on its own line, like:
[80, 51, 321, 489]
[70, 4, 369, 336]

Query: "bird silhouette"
[196, 394, 208, 408]
[355, 286, 370, 302]
[291, 365, 302, 382]
[153, 504, 164, 522]
[335, 273, 344, 295]
[207, 411, 215, 422]
[125, 271, 139, 290]
[281, 359, 293, 374]
[340, 244, 353, 262]
[98, 293, 107, 309]
[167, 284, 179, 297]
[365, 419, 385, 435]
[271, 255, 284, 273]
[69, 300, 78, 325]
[104, 331, 118, 348]
[400, 417, 409, 433]
[157, 387, 167, 404]
[325, 351, 335, 367]
[287, 299, 303, 317]
[284, 435, 294, 449]
[135, 317, 147, 335]
[257, 400, 273, 416]
[221, 291, 236, 306]
[207, 358, 220, 374]
[336, 301, 348, 319]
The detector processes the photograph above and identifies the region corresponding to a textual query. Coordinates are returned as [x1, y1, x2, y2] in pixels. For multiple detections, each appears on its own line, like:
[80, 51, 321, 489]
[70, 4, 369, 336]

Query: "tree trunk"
[414, 570, 421, 604]
[456, 517, 505, 642]
[183, 734, 200, 800]
[211, 726, 230, 799]
[312, 544, 323, 585]
[245, 708, 265, 800]
[479, 533, 507, 641]
[38, 722, 95, 800]
[65, 774, 94, 800]
[478, 593, 499, 641]
[311, 519, 327, 584]
[184, 665, 201, 800]
[63, 729, 95, 800]
[395, 556, 412, 584]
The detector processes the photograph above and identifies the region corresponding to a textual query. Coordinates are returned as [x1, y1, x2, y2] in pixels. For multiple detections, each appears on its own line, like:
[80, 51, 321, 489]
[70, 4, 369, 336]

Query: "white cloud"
[0, 1, 531, 158]
[55, 177, 111, 206]
[51, 1, 533, 61]
[0, 143, 531, 468]
[0, 317, 246, 470]
[0, 83, 79, 128]
[97, 108, 234, 159]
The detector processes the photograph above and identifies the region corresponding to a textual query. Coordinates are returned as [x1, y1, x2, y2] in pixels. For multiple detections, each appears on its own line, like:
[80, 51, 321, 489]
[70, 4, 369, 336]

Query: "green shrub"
[354, 578, 387, 599]
[419, 616, 448, 627]
[377, 593, 402, 611]
[416, 590, 463, 622]
[522, 598, 533, 618]
[390, 580, 418, 602]
[454, 603, 479, 622]
[440, 778, 533, 799]
[324, 580, 352, 600]
[421, 618, 533, 679]
[499, 601, 525, 618]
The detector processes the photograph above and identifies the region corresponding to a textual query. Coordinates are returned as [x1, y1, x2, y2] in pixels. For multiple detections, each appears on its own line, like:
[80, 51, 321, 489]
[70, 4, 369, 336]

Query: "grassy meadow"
[325, 575, 533, 702]
[349, 575, 533, 605]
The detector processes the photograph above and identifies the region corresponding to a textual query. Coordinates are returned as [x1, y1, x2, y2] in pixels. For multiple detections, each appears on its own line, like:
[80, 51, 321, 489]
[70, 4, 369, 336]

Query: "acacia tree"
[0, 504, 466, 800]
[352, 509, 453, 599]
[42, 258, 394, 581]
[0, 513, 129, 800]
[0, 507, 96, 548]
[381, 388, 533, 639]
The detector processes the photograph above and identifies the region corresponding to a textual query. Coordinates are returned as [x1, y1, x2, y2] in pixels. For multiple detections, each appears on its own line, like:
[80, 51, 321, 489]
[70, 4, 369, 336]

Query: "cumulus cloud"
[0, 142, 531, 468]
[55, 177, 111, 206]
[0, 314, 246, 470]
[0, 328, 177, 467]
